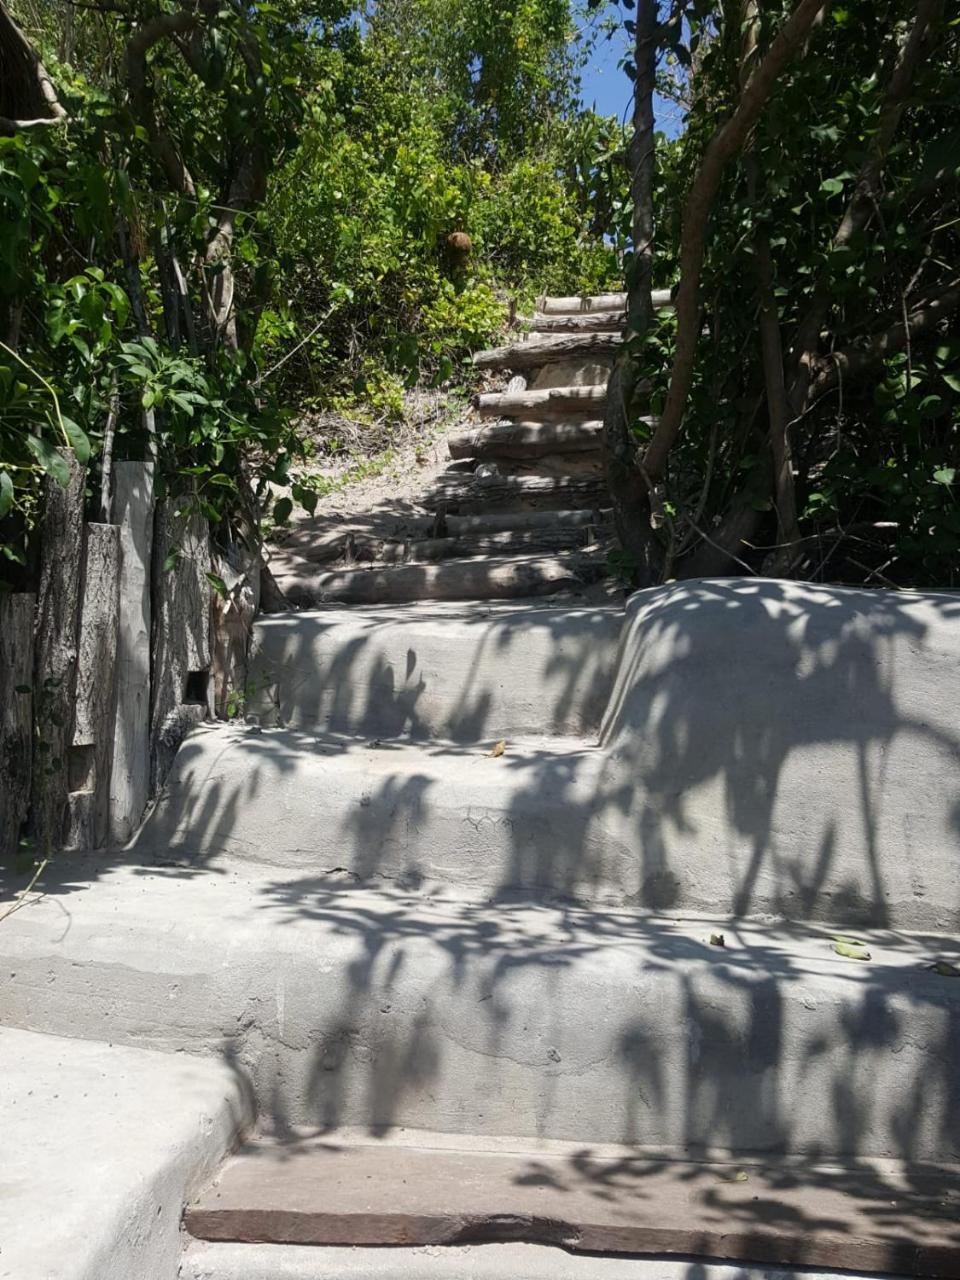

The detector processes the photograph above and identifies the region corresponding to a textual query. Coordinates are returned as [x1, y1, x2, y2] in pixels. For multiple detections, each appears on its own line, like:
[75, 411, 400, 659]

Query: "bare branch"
[642, 0, 826, 483]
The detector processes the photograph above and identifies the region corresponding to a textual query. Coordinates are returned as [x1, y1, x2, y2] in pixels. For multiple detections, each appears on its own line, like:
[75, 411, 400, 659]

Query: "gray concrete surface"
[179, 1240, 876, 1280]
[2, 864, 958, 1160]
[141, 580, 960, 932]
[247, 601, 623, 741]
[0, 1027, 251, 1280]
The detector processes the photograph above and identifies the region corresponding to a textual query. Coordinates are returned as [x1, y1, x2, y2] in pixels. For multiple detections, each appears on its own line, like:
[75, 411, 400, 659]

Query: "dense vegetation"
[0, 0, 616, 578]
[1, 0, 958, 590]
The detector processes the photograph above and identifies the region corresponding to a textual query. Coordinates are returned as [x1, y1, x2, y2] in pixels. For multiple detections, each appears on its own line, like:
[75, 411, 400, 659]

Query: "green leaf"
[273, 496, 293, 524]
[942, 373, 960, 392]
[820, 177, 844, 195]
[205, 572, 228, 597]
[933, 468, 956, 486]
[61, 416, 91, 464]
[162, 550, 180, 573]
[24, 436, 70, 487]
[833, 941, 871, 961]
[0, 470, 13, 518]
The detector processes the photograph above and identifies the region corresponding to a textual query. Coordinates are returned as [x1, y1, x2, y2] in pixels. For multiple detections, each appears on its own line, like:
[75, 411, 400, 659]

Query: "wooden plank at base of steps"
[450, 420, 610, 460]
[186, 1137, 960, 1275]
[472, 332, 620, 370]
[476, 385, 610, 420]
[537, 288, 672, 315]
[422, 471, 607, 513]
[270, 552, 605, 606]
[527, 311, 624, 333]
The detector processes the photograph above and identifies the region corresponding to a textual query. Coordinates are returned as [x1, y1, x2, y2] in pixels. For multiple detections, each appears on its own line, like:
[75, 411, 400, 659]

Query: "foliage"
[609, 0, 960, 588]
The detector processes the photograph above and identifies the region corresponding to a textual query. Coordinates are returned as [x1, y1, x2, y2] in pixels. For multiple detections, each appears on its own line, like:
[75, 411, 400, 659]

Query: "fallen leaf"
[833, 942, 871, 961]
[709, 932, 725, 948]
[832, 934, 867, 947]
[927, 960, 960, 977]
[717, 1168, 749, 1183]
[488, 740, 506, 758]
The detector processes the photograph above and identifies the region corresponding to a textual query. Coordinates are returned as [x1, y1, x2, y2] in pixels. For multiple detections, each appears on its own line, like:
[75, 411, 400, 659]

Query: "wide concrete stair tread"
[185, 1135, 960, 1275]
[179, 1243, 889, 1280]
[4, 861, 960, 1157]
[269, 550, 608, 605]
[0, 1026, 249, 1280]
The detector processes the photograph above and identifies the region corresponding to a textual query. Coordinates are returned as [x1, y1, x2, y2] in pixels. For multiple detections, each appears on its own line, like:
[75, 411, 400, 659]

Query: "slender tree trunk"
[603, 0, 659, 582]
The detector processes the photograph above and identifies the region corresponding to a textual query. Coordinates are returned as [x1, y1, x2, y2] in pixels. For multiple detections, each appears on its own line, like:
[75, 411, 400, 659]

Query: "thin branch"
[642, 0, 826, 483]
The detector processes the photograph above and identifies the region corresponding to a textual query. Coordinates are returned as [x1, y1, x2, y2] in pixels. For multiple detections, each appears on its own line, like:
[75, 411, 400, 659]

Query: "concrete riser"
[3, 870, 958, 1162]
[247, 603, 622, 742]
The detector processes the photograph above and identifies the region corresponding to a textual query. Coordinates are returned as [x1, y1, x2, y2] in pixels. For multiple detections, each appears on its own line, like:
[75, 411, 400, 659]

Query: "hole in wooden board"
[183, 670, 210, 705]
[68, 744, 96, 793]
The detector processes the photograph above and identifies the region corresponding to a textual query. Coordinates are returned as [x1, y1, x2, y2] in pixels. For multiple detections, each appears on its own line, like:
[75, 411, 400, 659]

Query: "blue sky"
[575, 17, 685, 138]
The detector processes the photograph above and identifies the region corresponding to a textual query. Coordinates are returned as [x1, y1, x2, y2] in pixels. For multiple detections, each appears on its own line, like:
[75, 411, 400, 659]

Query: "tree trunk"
[31, 450, 85, 853]
[0, 593, 34, 859]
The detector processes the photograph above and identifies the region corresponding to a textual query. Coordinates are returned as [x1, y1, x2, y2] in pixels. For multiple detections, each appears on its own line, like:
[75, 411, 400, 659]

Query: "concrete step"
[472, 332, 620, 370]
[180, 1241, 877, 1280]
[185, 1134, 960, 1275]
[157, 579, 960, 931]
[0, 1027, 250, 1280]
[247, 599, 623, 740]
[422, 471, 607, 513]
[448, 419, 607, 459]
[2, 862, 959, 1158]
[269, 552, 607, 607]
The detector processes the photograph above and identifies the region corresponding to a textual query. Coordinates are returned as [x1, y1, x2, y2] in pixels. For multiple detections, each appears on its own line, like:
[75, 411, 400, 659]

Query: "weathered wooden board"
[31, 450, 85, 852]
[150, 501, 212, 791]
[526, 311, 625, 333]
[537, 288, 671, 315]
[186, 1139, 960, 1277]
[109, 462, 155, 843]
[67, 523, 120, 851]
[0, 594, 35, 859]
[472, 332, 620, 370]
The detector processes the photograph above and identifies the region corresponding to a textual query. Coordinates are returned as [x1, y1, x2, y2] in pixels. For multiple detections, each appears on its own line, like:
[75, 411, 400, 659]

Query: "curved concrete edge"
[0, 1027, 253, 1280]
[248, 601, 624, 743]
[3, 866, 959, 1160]
[179, 1240, 871, 1280]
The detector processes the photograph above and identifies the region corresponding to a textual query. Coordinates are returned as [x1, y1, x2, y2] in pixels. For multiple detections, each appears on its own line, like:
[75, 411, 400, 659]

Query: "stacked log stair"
[268, 290, 669, 606]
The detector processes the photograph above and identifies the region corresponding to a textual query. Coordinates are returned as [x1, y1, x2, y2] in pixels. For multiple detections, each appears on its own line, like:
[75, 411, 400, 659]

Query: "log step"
[185, 1135, 960, 1276]
[472, 332, 620, 370]
[271, 552, 606, 605]
[528, 311, 625, 333]
[476, 385, 608, 420]
[537, 288, 672, 315]
[442, 508, 609, 534]
[422, 471, 607, 513]
[449, 420, 604, 460]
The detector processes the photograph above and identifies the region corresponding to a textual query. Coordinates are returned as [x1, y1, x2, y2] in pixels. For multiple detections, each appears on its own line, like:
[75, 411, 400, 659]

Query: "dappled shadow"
[4, 578, 960, 1235]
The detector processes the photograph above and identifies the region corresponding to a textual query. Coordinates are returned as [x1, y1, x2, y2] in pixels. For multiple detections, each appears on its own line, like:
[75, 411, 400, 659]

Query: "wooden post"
[151, 500, 212, 791]
[66, 524, 121, 851]
[32, 450, 85, 853]
[109, 461, 155, 843]
[0, 594, 35, 859]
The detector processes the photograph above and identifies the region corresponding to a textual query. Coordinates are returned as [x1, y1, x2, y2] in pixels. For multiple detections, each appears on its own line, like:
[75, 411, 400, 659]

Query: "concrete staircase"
[2, 294, 960, 1280]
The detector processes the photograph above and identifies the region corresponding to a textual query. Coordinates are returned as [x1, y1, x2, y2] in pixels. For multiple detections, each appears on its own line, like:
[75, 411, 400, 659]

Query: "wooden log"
[475, 385, 608, 420]
[443, 509, 609, 535]
[527, 312, 625, 333]
[32, 449, 85, 853]
[211, 538, 260, 719]
[537, 288, 671, 315]
[151, 501, 212, 791]
[274, 553, 605, 607]
[67, 523, 121, 851]
[472, 332, 620, 370]
[0, 594, 35, 859]
[380, 526, 596, 563]
[109, 462, 154, 844]
[422, 471, 607, 513]
[449, 419, 605, 459]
